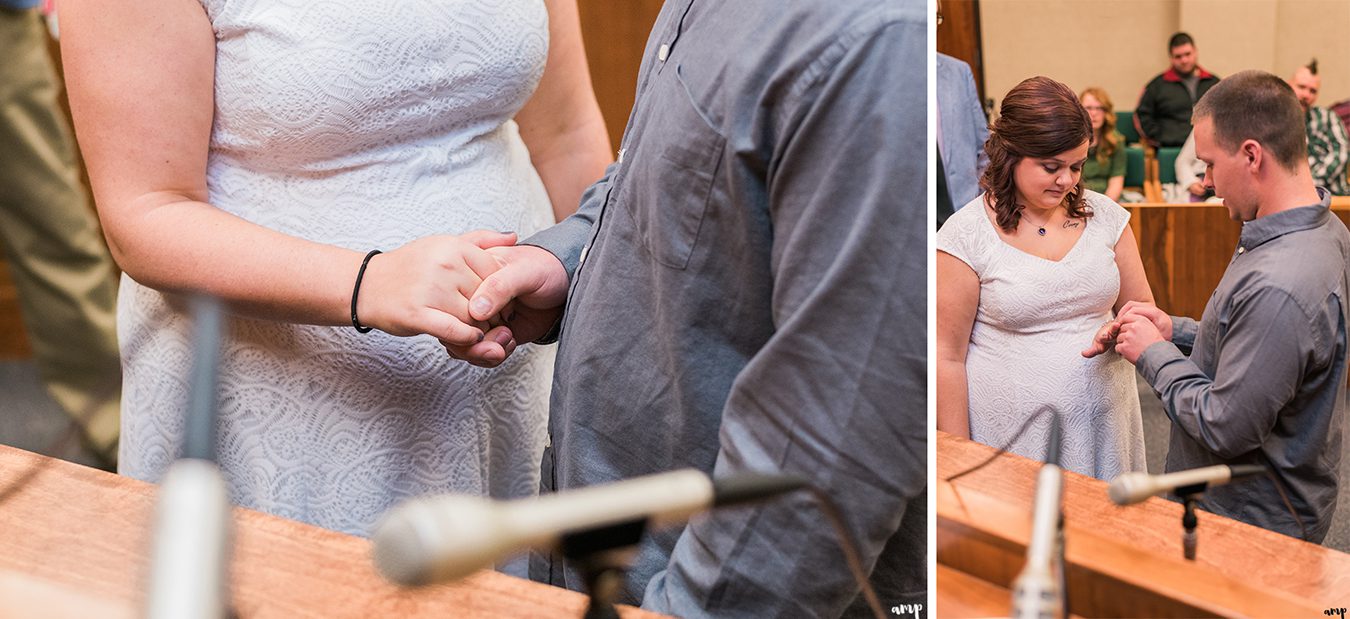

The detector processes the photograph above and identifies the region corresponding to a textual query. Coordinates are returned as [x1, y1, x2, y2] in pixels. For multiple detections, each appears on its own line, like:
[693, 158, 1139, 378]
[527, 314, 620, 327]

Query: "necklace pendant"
[1037, 227, 1047, 236]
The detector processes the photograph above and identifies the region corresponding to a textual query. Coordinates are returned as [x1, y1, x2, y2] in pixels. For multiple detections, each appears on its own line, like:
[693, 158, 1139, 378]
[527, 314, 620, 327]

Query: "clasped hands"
[1081, 300, 1173, 363]
[355, 230, 569, 367]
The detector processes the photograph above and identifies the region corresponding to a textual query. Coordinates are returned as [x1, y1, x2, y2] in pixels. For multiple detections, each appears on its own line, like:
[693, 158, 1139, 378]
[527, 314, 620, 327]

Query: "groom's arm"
[1137, 289, 1312, 458]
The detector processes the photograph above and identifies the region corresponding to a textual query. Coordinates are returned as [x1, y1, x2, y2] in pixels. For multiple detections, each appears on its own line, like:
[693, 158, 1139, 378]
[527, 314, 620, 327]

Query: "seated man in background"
[1290, 58, 1350, 195]
[1101, 71, 1350, 544]
[1135, 32, 1219, 148]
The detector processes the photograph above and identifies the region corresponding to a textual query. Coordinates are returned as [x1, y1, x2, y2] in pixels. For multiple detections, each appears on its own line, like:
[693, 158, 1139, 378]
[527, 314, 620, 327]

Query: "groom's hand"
[1118, 301, 1173, 342]
[443, 240, 570, 367]
[1115, 313, 1165, 364]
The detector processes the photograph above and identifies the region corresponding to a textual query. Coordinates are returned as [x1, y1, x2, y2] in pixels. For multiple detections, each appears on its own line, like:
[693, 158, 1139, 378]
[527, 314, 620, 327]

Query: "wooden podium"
[936, 432, 1350, 618]
[0, 444, 663, 618]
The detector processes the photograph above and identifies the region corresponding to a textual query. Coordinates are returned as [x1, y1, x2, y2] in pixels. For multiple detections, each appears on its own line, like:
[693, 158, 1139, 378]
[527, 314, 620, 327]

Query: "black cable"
[1258, 453, 1309, 541]
[803, 486, 887, 619]
[945, 407, 1053, 484]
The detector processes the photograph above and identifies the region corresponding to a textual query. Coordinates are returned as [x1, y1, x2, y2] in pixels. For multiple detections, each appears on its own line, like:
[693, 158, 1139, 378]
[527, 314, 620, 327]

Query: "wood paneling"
[937, 432, 1350, 618]
[937, 0, 985, 105]
[577, 0, 664, 151]
[0, 444, 666, 618]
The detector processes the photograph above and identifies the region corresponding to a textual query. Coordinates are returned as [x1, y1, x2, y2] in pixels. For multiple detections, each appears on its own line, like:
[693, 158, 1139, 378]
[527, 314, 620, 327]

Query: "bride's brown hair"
[981, 76, 1095, 232]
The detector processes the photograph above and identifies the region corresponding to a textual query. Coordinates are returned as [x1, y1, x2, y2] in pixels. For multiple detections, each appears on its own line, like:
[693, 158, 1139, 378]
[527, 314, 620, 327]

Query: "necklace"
[1021, 210, 1055, 236]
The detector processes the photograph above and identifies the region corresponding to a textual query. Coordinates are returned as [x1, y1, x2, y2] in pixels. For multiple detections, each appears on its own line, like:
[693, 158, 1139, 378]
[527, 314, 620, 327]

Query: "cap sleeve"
[1085, 190, 1131, 244]
[936, 194, 991, 274]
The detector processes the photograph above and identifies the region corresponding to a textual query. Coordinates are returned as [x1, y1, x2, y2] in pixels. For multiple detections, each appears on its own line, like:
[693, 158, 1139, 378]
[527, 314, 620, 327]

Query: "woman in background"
[937, 76, 1151, 479]
[1080, 87, 1127, 202]
[57, 0, 611, 552]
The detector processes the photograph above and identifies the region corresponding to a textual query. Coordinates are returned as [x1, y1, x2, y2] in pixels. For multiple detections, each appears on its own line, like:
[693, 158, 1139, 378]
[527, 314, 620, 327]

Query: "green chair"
[1117, 110, 1141, 145]
[1156, 147, 1181, 185]
[1124, 146, 1146, 188]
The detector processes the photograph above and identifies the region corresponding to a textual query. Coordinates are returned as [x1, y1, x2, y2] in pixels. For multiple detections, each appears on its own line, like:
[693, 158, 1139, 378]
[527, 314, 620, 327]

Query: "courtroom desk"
[935, 564, 1085, 619]
[1126, 197, 1350, 321]
[0, 444, 665, 618]
[936, 432, 1350, 618]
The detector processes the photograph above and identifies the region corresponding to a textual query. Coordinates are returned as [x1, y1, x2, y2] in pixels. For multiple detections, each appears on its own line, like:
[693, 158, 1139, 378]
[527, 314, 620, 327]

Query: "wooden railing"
[1126, 197, 1350, 319]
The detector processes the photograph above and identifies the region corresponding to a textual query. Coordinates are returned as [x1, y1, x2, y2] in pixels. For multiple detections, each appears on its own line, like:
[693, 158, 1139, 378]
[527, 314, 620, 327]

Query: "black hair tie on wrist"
[351, 249, 382, 333]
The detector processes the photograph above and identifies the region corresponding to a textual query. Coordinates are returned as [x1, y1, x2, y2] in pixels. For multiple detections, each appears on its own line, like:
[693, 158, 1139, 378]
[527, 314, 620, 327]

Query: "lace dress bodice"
[937, 192, 1145, 479]
[119, 0, 556, 542]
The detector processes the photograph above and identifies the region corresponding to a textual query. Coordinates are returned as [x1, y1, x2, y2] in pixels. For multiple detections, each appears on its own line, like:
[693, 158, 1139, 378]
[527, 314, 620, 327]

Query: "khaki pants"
[0, 8, 121, 463]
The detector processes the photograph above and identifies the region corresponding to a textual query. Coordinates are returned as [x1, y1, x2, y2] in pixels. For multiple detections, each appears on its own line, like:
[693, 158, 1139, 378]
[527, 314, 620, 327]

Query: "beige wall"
[980, 0, 1350, 114]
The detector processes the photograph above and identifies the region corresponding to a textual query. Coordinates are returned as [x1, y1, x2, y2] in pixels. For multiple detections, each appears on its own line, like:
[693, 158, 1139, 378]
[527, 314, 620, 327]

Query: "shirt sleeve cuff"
[1137, 340, 1186, 386]
[1170, 316, 1198, 353]
[519, 219, 593, 346]
[521, 216, 593, 282]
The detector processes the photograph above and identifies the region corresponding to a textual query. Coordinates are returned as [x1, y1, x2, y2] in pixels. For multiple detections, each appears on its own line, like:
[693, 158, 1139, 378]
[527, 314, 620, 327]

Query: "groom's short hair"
[1192, 70, 1307, 172]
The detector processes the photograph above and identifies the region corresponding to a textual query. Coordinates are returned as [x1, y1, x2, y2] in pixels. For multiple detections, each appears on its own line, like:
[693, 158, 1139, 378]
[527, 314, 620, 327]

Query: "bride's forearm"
[937, 359, 971, 438]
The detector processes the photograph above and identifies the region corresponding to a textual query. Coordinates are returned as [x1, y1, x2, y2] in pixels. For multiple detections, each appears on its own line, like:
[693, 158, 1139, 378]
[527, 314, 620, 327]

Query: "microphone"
[371, 469, 806, 587]
[1011, 411, 1064, 619]
[146, 296, 232, 619]
[1108, 464, 1266, 506]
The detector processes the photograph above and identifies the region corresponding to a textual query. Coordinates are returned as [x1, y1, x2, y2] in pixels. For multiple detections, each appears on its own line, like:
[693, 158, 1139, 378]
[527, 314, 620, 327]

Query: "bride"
[57, 0, 611, 542]
[936, 76, 1152, 479]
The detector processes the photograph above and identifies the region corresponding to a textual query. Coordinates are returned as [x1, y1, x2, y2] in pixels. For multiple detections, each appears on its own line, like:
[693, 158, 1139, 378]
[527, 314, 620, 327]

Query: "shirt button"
[1237, 246, 1246, 255]
[658, 43, 670, 62]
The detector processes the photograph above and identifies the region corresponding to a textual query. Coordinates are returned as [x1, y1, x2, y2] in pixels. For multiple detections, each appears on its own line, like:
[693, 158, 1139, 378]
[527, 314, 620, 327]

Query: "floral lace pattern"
[937, 192, 1146, 479]
[119, 0, 555, 540]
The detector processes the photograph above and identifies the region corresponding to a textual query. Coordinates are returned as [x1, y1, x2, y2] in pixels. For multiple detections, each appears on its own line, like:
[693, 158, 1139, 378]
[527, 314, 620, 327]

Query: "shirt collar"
[1239, 187, 1332, 250]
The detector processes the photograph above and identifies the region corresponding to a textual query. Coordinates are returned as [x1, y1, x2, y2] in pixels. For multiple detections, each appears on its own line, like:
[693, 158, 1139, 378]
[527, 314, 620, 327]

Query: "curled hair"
[1193, 70, 1307, 172]
[1080, 87, 1120, 166]
[981, 76, 1094, 232]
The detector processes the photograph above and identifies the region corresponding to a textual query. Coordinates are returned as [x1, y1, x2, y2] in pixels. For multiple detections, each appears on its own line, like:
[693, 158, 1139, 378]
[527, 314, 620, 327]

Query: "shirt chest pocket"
[617, 64, 727, 270]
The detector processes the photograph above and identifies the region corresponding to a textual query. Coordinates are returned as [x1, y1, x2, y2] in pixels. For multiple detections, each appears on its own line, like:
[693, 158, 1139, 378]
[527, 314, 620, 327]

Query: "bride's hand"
[355, 231, 517, 344]
[1081, 320, 1121, 358]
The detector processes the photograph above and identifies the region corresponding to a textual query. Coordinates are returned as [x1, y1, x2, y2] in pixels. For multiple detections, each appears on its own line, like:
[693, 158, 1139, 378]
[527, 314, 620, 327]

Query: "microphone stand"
[1173, 482, 1205, 561]
[557, 519, 649, 619]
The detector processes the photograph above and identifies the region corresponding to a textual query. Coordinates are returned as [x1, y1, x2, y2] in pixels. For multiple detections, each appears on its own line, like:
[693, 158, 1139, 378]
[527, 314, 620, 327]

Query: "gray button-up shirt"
[524, 0, 926, 616]
[1138, 189, 1350, 542]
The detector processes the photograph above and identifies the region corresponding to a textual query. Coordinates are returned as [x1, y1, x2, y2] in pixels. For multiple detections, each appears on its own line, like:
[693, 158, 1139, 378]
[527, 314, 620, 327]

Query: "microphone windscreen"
[371, 496, 504, 587]
[372, 512, 433, 587]
[1108, 472, 1150, 506]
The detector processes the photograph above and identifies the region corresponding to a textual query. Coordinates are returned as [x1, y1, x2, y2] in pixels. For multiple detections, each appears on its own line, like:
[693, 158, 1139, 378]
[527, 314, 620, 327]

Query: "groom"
[1089, 70, 1350, 543]
[446, 0, 927, 616]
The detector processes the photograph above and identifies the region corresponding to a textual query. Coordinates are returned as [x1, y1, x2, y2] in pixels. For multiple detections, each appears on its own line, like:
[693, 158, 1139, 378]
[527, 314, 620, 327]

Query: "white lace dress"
[937, 192, 1145, 479]
[118, 0, 556, 539]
